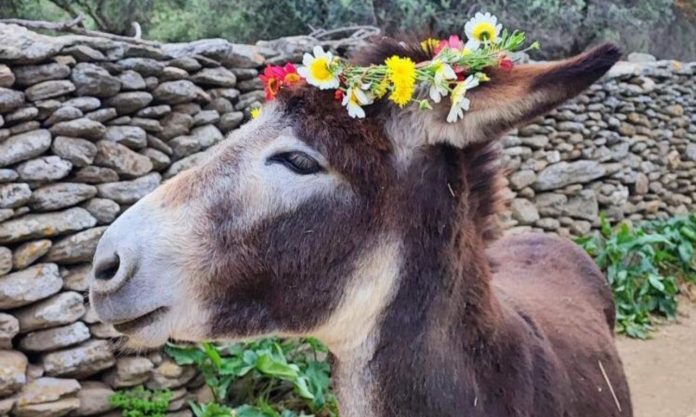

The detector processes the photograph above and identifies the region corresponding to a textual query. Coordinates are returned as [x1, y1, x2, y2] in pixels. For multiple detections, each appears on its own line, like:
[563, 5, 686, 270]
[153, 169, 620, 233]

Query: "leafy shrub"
[165, 338, 336, 417]
[110, 386, 173, 417]
[577, 214, 696, 338]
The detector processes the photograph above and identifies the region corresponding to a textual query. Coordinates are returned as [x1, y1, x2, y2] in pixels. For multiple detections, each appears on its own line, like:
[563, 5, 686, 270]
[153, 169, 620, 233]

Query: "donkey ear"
[392, 43, 622, 149]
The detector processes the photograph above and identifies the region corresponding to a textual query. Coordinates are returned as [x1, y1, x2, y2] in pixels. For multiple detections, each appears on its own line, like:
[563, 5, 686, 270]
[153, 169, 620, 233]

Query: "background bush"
[1, 0, 695, 61]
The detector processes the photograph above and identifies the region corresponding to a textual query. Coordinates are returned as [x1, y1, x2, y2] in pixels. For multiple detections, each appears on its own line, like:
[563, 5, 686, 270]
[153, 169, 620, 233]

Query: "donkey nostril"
[95, 253, 120, 281]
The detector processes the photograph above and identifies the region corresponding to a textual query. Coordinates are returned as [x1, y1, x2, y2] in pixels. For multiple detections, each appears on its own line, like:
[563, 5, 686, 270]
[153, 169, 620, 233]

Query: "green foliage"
[166, 338, 336, 417]
[577, 214, 696, 338]
[110, 387, 173, 417]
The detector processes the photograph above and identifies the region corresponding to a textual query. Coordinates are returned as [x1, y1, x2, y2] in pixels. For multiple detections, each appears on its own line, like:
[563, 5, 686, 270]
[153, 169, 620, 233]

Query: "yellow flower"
[297, 46, 341, 90]
[374, 77, 390, 98]
[385, 56, 416, 108]
[464, 12, 503, 50]
[447, 75, 479, 123]
[420, 38, 439, 54]
[250, 107, 261, 119]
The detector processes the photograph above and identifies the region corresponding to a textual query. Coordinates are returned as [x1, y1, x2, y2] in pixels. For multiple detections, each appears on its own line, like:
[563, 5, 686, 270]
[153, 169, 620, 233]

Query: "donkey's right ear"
[388, 43, 622, 150]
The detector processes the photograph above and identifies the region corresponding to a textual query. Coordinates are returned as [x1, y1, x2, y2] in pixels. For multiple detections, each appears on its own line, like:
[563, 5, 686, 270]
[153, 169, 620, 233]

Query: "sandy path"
[617, 301, 696, 417]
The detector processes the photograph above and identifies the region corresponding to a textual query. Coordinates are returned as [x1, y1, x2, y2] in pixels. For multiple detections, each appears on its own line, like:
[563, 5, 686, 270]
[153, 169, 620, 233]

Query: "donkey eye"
[267, 151, 324, 175]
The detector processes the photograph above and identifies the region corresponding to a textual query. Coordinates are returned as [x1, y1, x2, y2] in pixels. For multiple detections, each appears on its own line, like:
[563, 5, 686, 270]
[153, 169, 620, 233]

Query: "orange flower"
[260, 63, 302, 100]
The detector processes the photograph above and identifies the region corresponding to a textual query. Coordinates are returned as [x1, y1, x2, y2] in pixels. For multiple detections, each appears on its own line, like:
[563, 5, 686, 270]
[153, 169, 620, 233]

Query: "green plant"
[577, 213, 696, 338]
[110, 386, 173, 417]
[166, 338, 336, 417]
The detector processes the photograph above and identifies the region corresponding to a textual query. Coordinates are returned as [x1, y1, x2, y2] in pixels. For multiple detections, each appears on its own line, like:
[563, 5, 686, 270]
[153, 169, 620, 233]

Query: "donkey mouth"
[112, 306, 169, 334]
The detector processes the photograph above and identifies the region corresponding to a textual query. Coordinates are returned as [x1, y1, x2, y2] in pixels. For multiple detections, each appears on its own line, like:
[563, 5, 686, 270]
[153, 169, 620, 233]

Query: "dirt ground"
[617, 301, 696, 417]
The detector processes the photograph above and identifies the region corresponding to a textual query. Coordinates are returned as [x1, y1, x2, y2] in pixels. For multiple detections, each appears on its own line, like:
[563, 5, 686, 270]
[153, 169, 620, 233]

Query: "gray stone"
[0, 313, 19, 349]
[81, 198, 120, 225]
[510, 199, 539, 224]
[118, 58, 165, 76]
[193, 110, 220, 126]
[563, 190, 599, 221]
[190, 124, 223, 148]
[14, 397, 80, 417]
[146, 361, 196, 390]
[0, 129, 51, 167]
[74, 381, 114, 416]
[25, 80, 75, 101]
[0, 64, 15, 87]
[136, 105, 171, 118]
[153, 80, 209, 104]
[170, 135, 201, 159]
[0, 263, 62, 309]
[62, 264, 91, 292]
[14, 377, 80, 406]
[0, 169, 19, 183]
[13, 63, 71, 87]
[627, 52, 656, 62]
[65, 44, 106, 61]
[72, 166, 119, 184]
[11, 120, 41, 135]
[19, 322, 91, 352]
[118, 70, 146, 91]
[52, 136, 98, 167]
[0, 183, 32, 208]
[30, 183, 98, 211]
[0, 349, 27, 396]
[162, 39, 264, 68]
[15, 291, 86, 333]
[94, 140, 153, 177]
[142, 148, 171, 170]
[106, 92, 153, 114]
[97, 173, 161, 204]
[161, 112, 193, 139]
[535, 193, 568, 217]
[45, 107, 84, 126]
[6, 106, 39, 123]
[50, 118, 106, 141]
[190, 67, 236, 87]
[217, 111, 244, 132]
[42, 340, 115, 378]
[130, 117, 163, 133]
[236, 78, 263, 93]
[85, 108, 118, 123]
[0, 246, 10, 276]
[0, 207, 96, 244]
[685, 143, 696, 162]
[63, 97, 102, 112]
[169, 57, 201, 72]
[13, 239, 52, 270]
[16, 157, 73, 182]
[104, 126, 147, 149]
[164, 150, 209, 179]
[104, 357, 154, 388]
[534, 160, 606, 191]
[71, 63, 121, 98]
[44, 226, 107, 264]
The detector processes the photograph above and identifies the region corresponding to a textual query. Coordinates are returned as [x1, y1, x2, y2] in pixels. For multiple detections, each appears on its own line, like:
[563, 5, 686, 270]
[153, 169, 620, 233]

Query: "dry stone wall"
[0, 23, 695, 417]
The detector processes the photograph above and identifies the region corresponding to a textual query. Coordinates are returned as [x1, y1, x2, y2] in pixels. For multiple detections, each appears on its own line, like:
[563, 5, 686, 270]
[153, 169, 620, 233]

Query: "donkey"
[90, 40, 632, 417]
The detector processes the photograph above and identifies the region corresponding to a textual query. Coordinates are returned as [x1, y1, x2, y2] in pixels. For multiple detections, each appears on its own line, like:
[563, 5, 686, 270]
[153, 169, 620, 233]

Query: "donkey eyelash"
[267, 151, 325, 175]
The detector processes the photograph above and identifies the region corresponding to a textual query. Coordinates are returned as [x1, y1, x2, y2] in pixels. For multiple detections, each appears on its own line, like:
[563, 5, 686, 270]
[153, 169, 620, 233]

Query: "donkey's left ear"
[394, 43, 621, 148]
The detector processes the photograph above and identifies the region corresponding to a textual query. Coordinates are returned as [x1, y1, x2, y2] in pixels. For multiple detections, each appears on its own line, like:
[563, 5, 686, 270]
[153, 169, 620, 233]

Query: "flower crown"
[257, 12, 539, 123]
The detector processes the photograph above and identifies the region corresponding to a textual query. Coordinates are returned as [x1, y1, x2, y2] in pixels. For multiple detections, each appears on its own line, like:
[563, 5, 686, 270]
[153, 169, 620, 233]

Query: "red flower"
[260, 63, 302, 101]
[499, 56, 514, 71]
[435, 35, 463, 55]
[334, 89, 344, 102]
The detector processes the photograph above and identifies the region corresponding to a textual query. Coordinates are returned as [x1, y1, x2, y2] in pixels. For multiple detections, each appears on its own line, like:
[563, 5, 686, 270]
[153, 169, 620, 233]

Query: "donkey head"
[89, 41, 620, 351]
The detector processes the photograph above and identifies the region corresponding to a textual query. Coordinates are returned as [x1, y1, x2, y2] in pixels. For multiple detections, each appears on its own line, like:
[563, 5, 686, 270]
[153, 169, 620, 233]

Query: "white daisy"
[342, 87, 373, 119]
[297, 46, 341, 90]
[464, 12, 503, 51]
[447, 75, 479, 123]
[428, 60, 457, 103]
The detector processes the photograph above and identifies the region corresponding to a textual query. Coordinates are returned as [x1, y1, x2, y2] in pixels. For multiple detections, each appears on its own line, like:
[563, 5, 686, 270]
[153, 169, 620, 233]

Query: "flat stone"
[74, 381, 114, 416]
[81, 198, 120, 225]
[0, 129, 51, 167]
[97, 172, 161, 204]
[85, 108, 118, 123]
[217, 112, 244, 132]
[170, 135, 201, 159]
[71, 63, 121, 98]
[0, 207, 96, 244]
[51, 136, 98, 167]
[72, 166, 119, 184]
[160, 112, 193, 139]
[0, 313, 19, 349]
[130, 117, 162, 133]
[118, 58, 165, 76]
[0, 183, 32, 209]
[162, 39, 264, 68]
[534, 160, 606, 191]
[63, 97, 102, 112]
[169, 57, 201, 72]
[0, 169, 19, 183]
[42, 340, 115, 378]
[104, 126, 147, 149]
[64, 44, 106, 62]
[562, 189, 599, 221]
[88, 322, 119, 339]
[6, 106, 39, 124]
[30, 183, 97, 211]
[147, 135, 173, 155]
[15, 377, 80, 407]
[0, 246, 10, 276]
[13, 397, 80, 417]
[142, 148, 170, 170]
[13, 63, 71, 87]
[104, 357, 154, 388]
[11, 121, 41, 135]
[0, 263, 62, 309]
[136, 105, 171, 118]
[13, 239, 52, 270]
[19, 322, 90, 352]
[146, 361, 196, 390]
[106, 92, 153, 114]
[94, 141, 153, 177]
[16, 157, 73, 182]
[118, 70, 146, 91]
[25, 80, 75, 101]
[153, 80, 209, 104]
[190, 67, 236, 87]
[50, 118, 106, 141]
[61, 264, 91, 292]
[0, 87, 25, 113]
[535, 193, 568, 217]
[45, 107, 84, 126]
[15, 291, 86, 333]
[0, 349, 27, 396]
[510, 198, 540, 224]
[192, 110, 220, 127]
[0, 64, 15, 87]
[190, 124, 223, 148]
[44, 226, 107, 264]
